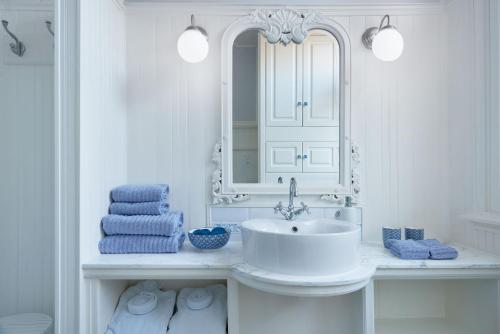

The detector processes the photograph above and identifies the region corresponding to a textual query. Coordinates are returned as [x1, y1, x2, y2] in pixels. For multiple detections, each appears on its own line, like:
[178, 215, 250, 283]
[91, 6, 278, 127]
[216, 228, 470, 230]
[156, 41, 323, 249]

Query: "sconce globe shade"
[177, 28, 209, 63]
[372, 27, 404, 62]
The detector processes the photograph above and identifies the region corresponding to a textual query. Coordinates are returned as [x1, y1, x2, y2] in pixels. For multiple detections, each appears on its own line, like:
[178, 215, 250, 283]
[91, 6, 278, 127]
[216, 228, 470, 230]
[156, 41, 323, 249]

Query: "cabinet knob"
[297, 155, 302, 159]
[297, 102, 302, 106]
[303, 101, 309, 107]
[303, 154, 308, 159]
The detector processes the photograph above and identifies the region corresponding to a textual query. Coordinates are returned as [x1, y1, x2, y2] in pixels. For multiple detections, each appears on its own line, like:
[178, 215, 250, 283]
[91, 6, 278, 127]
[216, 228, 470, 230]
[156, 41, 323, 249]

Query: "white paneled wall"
[0, 0, 53, 8]
[0, 3, 54, 322]
[80, 0, 127, 263]
[446, 0, 500, 252]
[491, 1, 500, 214]
[126, 6, 449, 242]
[79, 2, 127, 330]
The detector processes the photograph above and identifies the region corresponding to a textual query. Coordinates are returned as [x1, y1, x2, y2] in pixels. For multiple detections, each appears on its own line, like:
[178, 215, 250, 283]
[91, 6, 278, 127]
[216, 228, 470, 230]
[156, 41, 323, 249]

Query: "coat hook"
[1, 20, 25, 57]
[45, 21, 54, 37]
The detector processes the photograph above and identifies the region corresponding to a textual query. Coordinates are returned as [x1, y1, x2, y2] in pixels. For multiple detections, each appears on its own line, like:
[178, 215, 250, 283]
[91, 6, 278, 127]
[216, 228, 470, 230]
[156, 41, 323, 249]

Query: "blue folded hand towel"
[110, 184, 169, 203]
[109, 201, 169, 216]
[99, 232, 185, 254]
[417, 239, 458, 260]
[389, 240, 430, 259]
[102, 211, 183, 237]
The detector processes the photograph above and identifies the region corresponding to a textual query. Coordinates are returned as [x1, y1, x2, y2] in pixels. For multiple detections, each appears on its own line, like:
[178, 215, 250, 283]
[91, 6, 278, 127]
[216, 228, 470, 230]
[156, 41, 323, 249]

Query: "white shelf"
[376, 318, 464, 334]
[374, 279, 500, 334]
[460, 212, 500, 227]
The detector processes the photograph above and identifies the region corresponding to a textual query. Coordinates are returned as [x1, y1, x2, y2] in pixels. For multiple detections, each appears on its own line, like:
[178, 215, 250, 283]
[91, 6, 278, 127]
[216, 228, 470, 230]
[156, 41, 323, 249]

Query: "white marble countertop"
[82, 240, 500, 296]
[361, 242, 500, 270]
[83, 240, 500, 273]
[83, 241, 244, 270]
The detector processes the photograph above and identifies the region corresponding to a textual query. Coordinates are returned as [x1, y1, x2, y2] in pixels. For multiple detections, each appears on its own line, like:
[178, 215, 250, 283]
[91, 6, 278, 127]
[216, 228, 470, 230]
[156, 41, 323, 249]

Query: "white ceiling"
[126, 0, 444, 5]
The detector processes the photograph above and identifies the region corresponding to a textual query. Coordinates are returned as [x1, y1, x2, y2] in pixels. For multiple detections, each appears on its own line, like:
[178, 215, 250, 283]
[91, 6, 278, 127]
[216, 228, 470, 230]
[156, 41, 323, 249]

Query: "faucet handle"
[300, 202, 310, 214]
[274, 201, 283, 214]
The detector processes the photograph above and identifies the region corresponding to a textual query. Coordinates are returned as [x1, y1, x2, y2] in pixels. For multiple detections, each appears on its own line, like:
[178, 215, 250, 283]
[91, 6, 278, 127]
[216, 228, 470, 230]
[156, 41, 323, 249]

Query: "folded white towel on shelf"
[167, 284, 227, 334]
[105, 280, 176, 334]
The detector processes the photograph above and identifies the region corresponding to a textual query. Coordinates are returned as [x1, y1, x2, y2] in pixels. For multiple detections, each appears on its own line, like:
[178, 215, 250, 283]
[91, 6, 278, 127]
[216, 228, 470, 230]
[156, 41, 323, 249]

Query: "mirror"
[232, 29, 340, 187]
[217, 9, 353, 203]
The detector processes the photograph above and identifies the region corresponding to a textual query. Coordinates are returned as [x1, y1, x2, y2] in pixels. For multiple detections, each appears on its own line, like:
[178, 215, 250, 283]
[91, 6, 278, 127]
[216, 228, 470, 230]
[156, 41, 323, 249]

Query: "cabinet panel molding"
[265, 141, 302, 173]
[303, 33, 340, 127]
[303, 141, 340, 173]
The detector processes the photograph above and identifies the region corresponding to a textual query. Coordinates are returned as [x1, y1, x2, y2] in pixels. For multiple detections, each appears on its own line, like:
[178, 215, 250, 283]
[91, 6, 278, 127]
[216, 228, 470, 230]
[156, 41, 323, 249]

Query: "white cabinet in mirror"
[215, 8, 355, 205]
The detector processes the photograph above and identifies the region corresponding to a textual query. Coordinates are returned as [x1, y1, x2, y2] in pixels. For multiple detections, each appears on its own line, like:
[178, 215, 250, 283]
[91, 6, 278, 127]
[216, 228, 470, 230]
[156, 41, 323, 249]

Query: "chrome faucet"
[274, 178, 310, 220]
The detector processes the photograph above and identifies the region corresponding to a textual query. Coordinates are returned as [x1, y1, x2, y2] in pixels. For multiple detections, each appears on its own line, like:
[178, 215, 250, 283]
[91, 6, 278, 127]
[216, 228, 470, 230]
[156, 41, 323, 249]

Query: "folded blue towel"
[389, 240, 430, 259]
[99, 232, 185, 254]
[192, 227, 227, 236]
[384, 239, 398, 249]
[110, 184, 169, 203]
[102, 211, 183, 237]
[109, 201, 169, 216]
[417, 239, 458, 260]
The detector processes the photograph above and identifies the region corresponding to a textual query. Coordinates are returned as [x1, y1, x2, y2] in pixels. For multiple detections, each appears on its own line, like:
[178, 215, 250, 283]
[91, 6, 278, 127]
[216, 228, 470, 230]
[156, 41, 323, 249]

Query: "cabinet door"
[266, 142, 302, 173]
[302, 142, 339, 173]
[263, 39, 303, 127]
[302, 34, 339, 127]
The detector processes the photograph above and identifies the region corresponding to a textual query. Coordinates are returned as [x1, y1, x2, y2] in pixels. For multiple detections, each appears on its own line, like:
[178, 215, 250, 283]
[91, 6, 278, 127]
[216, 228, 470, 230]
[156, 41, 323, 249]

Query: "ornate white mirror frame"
[214, 8, 356, 205]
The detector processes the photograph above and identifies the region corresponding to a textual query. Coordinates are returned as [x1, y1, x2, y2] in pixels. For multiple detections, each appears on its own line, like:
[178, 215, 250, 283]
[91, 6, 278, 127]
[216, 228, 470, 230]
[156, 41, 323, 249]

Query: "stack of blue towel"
[387, 239, 458, 260]
[99, 184, 185, 254]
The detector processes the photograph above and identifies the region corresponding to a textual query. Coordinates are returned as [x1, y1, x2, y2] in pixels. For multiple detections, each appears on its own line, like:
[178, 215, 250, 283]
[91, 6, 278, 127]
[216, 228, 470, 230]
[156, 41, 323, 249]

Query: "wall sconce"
[362, 15, 404, 62]
[177, 14, 209, 63]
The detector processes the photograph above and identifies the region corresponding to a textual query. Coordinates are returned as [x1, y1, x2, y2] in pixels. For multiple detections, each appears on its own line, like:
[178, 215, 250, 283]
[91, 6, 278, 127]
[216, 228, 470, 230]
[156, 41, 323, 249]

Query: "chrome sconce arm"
[2, 20, 25, 57]
[361, 14, 391, 50]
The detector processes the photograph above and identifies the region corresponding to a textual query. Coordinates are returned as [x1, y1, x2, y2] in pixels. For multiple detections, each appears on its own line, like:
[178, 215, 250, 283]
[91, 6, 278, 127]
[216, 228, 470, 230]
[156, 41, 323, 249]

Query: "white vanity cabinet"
[302, 34, 340, 127]
[258, 30, 341, 184]
[84, 278, 227, 334]
[262, 41, 303, 127]
[82, 243, 500, 334]
[302, 141, 340, 173]
[370, 278, 500, 334]
[261, 32, 339, 127]
[265, 141, 303, 173]
[265, 141, 339, 176]
[235, 283, 364, 334]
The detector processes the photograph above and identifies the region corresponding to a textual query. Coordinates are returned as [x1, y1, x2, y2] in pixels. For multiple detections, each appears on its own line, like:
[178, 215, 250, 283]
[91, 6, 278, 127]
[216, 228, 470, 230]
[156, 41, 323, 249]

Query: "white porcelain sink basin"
[241, 218, 361, 276]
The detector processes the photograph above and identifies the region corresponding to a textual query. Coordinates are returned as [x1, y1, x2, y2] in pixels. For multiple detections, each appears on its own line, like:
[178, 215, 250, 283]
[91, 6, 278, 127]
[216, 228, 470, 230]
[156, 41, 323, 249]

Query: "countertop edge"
[82, 242, 500, 281]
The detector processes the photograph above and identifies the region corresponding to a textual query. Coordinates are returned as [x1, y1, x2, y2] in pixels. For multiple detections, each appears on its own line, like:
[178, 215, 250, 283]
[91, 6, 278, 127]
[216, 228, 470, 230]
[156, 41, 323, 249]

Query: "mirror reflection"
[232, 29, 341, 186]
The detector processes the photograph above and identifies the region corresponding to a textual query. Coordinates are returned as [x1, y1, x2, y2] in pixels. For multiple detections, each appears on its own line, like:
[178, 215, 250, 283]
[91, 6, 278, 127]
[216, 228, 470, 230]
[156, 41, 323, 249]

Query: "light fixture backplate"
[361, 27, 378, 49]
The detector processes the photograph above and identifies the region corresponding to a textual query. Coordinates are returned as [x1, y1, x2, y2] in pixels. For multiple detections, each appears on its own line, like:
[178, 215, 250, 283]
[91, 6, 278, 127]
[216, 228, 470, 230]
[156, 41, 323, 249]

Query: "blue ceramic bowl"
[188, 228, 231, 250]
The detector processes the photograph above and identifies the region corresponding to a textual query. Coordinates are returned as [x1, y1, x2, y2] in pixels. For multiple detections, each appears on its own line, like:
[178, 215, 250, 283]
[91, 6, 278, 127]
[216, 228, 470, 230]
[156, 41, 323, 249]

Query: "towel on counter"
[109, 201, 169, 216]
[417, 239, 458, 260]
[99, 232, 185, 254]
[389, 239, 430, 260]
[167, 284, 227, 334]
[384, 239, 398, 249]
[110, 184, 169, 203]
[102, 211, 183, 237]
[105, 280, 176, 334]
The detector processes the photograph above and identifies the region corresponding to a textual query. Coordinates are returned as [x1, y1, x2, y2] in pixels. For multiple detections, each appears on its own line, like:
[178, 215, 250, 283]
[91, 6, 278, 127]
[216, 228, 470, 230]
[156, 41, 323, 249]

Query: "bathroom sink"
[241, 218, 361, 276]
